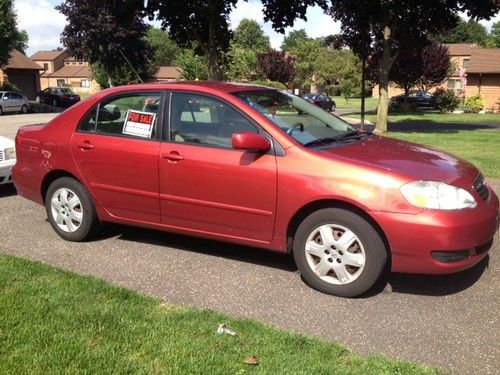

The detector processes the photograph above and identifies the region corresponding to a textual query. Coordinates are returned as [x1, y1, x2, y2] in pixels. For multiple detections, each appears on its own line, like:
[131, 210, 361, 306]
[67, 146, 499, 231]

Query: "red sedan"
[12, 82, 499, 297]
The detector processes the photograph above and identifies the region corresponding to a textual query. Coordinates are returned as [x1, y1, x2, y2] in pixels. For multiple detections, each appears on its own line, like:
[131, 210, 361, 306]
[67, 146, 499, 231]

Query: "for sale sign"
[123, 110, 156, 138]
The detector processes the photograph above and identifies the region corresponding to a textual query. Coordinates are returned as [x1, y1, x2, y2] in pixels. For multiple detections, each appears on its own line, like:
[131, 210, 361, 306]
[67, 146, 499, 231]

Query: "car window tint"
[170, 93, 257, 148]
[78, 92, 161, 139]
[14, 93, 22, 99]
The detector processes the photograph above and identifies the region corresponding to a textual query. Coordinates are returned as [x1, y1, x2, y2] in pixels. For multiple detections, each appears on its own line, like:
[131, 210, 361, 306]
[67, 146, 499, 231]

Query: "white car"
[0, 136, 16, 184]
[0, 91, 30, 115]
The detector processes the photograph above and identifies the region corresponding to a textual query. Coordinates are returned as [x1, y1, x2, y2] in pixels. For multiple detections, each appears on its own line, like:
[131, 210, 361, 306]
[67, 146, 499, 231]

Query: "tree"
[328, 0, 499, 133]
[13, 30, 29, 54]
[146, 28, 181, 69]
[485, 21, 500, 47]
[173, 49, 209, 80]
[281, 29, 310, 51]
[147, 0, 238, 80]
[232, 18, 270, 52]
[0, 0, 19, 66]
[227, 47, 261, 81]
[388, 42, 451, 96]
[57, 0, 152, 86]
[258, 49, 295, 85]
[434, 19, 489, 45]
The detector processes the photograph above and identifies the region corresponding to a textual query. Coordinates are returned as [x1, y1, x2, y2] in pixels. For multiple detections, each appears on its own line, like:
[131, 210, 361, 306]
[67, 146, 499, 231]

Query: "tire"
[0, 106, 3, 115]
[45, 177, 100, 241]
[293, 208, 387, 297]
[21, 105, 28, 114]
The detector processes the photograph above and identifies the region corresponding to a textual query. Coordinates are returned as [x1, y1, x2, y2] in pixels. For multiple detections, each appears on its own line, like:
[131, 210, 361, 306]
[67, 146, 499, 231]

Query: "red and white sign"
[123, 110, 156, 138]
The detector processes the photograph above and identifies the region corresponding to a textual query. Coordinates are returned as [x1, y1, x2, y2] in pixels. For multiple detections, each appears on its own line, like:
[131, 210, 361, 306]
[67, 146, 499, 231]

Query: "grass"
[332, 96, 379, 110]
[346, 111, 500, 124]
[390, 130, 500, 178]
[0, 254, 441, 375]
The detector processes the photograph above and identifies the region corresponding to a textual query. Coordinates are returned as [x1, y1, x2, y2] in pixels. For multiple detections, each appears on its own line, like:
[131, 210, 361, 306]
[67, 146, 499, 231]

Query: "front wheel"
[21, 105, 28, 114]
[293, 208, 387, 297]
[45, 177, 100, 241]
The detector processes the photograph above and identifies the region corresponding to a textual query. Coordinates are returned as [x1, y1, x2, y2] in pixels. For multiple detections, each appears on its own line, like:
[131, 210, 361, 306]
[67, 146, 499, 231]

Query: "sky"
[14, 0, 500, 57]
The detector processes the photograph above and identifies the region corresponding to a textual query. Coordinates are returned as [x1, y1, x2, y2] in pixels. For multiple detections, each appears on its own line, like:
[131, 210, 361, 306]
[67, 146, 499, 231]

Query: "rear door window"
[78, 92, 162, 140]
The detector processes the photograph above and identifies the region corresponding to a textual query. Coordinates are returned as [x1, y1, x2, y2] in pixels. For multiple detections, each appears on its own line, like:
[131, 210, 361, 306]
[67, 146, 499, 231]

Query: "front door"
[71, 91, 163, 223]
[159, 92, 277, 243]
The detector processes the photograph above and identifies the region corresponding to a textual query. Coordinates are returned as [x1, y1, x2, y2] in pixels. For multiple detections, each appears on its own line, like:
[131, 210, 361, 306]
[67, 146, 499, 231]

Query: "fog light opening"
[431, 250, 470, 263]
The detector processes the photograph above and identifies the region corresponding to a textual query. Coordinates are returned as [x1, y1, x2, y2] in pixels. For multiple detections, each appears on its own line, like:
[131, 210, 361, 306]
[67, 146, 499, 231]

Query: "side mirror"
[231, 132, 271, 152]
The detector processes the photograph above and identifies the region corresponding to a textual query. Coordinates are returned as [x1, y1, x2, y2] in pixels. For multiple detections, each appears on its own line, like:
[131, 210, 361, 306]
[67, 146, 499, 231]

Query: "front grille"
[472, 174, 489, 201]
[0, 150, 4, 161]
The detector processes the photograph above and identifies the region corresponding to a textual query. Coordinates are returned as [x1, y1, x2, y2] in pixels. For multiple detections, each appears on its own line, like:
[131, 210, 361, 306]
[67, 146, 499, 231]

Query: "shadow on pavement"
[102, 223, 297, 272]
[387, 256, 490, 296]
[99, 223, 490, 297]
[0, 184, 17, 198]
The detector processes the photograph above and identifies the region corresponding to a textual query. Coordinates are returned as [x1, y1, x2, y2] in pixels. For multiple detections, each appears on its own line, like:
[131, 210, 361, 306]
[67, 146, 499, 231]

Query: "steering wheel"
[287, 122, 304, 135]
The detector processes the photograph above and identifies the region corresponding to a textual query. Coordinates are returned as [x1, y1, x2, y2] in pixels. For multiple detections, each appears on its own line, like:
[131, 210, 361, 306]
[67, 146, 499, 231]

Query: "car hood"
[318, 135, 479, 186]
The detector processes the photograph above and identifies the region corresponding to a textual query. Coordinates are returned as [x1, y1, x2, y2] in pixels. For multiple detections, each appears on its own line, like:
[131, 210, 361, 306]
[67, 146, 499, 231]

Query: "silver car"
[0, 91, 30, 115]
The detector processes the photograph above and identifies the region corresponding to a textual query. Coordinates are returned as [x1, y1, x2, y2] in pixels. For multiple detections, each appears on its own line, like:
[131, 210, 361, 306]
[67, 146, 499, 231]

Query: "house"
[31, 51, 101, 95]
[0, 49, 43, 99]
[373, 43, 500, 111]
[151, 66, 183, 82]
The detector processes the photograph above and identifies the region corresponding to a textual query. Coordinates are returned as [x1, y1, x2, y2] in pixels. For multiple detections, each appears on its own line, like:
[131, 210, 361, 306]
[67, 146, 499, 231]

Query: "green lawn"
[348, 112, 500, 124]
[332, 96, 379, 110]
[0, 254, 440, 375]
[390, 130, 500, 178]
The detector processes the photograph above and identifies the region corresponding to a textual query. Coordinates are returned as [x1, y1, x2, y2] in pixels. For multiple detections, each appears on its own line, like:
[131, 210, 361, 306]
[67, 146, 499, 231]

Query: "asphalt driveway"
[1, 113, 499, 374]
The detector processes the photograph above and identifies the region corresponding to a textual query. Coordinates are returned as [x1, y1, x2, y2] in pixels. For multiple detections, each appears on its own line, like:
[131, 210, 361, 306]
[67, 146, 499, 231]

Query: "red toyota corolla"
[12, 82, 499, 297]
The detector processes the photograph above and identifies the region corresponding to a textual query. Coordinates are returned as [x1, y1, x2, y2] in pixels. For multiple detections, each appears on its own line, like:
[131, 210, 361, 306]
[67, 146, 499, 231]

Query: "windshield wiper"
[303, 131, 370, 147]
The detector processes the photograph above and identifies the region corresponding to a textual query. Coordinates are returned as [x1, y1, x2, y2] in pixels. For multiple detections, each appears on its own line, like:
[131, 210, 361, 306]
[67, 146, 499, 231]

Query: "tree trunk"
[206, 0, 222, 81]
[375, 25, 395, 134]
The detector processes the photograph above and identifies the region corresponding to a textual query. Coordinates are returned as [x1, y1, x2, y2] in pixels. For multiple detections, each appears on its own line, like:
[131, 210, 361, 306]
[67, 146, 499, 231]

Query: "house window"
[43, 63, 48, 70]
[463, 59, 470, 68]
[81, 79, 90, 88]
[57, 79, 65, 87]
[447, 79, 462, 94]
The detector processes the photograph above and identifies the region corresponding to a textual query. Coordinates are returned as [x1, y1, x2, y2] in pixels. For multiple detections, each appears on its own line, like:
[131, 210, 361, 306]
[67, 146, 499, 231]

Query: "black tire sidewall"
[293, 208, 387, 297]
[45, 177, 98, 242]
[21, 105, 28, 114]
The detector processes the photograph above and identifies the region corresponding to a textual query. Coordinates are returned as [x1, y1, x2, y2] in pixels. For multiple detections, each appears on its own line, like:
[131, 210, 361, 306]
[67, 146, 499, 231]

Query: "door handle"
[161, 152, 184, 162]
[77, 141, 94, 150]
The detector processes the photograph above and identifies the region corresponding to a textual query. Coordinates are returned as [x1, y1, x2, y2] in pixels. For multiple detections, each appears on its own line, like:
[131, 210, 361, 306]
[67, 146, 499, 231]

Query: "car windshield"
[56, 88, 73, 94]
[233, 89, 357, 146]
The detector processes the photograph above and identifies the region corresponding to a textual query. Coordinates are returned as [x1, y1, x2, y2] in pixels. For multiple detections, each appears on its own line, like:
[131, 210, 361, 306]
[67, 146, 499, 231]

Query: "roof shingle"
[30, 50, 67, 61]
[466, 48, 500, 74]
[2, 49, 43, 70]
[48, 65, 91, 78]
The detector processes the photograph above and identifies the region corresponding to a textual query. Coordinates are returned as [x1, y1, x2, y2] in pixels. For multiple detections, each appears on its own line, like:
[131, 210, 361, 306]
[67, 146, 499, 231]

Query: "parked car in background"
[0, 91, 30, 115]
[302, 93, 336, 111]
[389, 91, 433, 108]
[0, 136, 16, 184]
[35, 87, 81, 107]
[12, 82, 499, 297]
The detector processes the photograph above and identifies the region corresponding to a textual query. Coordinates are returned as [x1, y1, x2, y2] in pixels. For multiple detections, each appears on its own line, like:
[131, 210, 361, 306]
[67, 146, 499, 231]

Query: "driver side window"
[170, 93, 257, 148]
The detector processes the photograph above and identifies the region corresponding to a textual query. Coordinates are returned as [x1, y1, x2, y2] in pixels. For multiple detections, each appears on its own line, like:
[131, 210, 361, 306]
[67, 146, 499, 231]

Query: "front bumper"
[0, 160, 15, 185]
[371, 188, 499, 274]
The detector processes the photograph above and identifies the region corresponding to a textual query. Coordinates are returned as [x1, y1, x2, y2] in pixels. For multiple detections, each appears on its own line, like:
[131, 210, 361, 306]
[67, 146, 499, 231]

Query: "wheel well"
[286, 199, 391, 263]
[41, 170, 81, 203]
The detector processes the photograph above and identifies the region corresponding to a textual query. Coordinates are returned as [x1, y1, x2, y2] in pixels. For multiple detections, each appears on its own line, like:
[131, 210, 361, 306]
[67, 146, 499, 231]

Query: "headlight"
[400, 181, 476, 210]
[5, 147, 16, 160]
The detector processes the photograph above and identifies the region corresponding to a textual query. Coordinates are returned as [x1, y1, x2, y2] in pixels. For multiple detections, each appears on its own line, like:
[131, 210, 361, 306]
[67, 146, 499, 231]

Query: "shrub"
[325, 84, 341, 97]
[389, 102, 419, 113]
[464, 94, 484, 113]
[432, 88, 460, 113]
[0, 82, 20, 92]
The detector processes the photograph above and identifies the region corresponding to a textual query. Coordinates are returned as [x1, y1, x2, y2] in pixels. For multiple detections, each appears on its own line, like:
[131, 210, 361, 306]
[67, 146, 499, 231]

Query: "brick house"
[31, 50, 101, 95]
[151, 66, 183, 82]
[373, 43, 500, 111]
[0, 49, 43, 99]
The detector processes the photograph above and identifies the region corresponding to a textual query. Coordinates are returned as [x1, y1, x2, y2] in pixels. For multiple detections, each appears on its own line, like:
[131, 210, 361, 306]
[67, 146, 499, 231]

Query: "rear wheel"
[20, 105, 28, 114]
[45, 177, 100, 241]
[293, 208, 387, 297]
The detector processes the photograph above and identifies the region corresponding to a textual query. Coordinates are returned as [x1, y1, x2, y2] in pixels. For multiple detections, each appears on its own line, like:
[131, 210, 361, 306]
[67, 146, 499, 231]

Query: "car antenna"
[118, 49, 144, 83]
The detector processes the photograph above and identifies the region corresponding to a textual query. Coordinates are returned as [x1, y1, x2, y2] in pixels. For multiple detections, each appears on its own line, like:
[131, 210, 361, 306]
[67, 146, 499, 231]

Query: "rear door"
[71, 91, 164, 223]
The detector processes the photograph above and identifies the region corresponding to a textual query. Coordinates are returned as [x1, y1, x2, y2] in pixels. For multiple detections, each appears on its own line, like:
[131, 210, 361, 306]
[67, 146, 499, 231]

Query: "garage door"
[7, 70, 38, 99]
